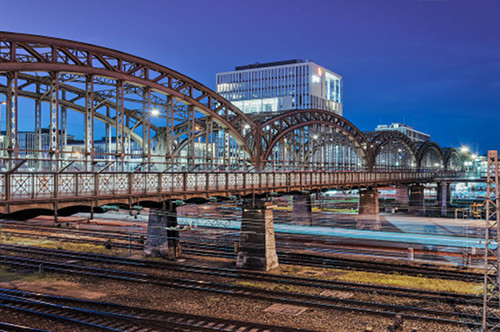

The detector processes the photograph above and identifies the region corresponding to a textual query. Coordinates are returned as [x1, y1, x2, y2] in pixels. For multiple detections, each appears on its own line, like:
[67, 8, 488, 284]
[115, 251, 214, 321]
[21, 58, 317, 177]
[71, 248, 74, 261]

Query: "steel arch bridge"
[0, 32, 463, 214]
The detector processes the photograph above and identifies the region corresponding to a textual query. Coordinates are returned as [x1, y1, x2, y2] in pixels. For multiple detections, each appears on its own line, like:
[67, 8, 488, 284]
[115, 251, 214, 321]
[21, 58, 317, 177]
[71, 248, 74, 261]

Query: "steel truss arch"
[369, 131, 417, 170]
[417, 141, 444, 170]
[0, 31, 258, 162]
[370, 131, 417, 158]
[258, 109, 373, 167]
[442, 147, 463, 171]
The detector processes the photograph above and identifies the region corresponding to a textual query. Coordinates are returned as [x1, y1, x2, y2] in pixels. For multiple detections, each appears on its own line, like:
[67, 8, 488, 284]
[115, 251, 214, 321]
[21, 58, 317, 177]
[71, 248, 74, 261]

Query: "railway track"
[0, 244, 486, 329]
[0, 288, 314, 332]
[0, 321, 48, 332]
[182, 244, 484, 282]
[0, 223, 484, 282]
[0, 244, 482, 306]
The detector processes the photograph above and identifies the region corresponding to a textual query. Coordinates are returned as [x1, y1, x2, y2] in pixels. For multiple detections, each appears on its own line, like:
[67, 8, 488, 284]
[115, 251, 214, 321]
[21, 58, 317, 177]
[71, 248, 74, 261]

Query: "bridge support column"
[144, 202, 181, 259]
[437, 181, 450, 216]
[358, 187, 379, 216]
[395, 185, 409, 205]
[292, 194, 312, 225]
[236, 200, 278, 271]
[409, 184, 426, 215]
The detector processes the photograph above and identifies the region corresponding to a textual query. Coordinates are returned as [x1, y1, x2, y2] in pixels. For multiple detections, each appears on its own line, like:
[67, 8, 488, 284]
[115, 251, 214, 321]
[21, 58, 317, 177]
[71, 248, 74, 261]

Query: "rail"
[0, 170, 459, 202]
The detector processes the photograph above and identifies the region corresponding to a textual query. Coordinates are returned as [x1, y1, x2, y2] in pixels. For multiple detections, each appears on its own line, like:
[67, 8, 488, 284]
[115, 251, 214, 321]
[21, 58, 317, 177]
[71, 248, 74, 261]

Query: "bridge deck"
[0, 170, 456, 214]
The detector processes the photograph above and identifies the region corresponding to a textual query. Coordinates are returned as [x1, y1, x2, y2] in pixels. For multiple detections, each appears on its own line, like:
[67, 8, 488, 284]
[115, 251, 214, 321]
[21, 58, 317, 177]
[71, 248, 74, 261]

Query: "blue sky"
[1, 0, 499, 154]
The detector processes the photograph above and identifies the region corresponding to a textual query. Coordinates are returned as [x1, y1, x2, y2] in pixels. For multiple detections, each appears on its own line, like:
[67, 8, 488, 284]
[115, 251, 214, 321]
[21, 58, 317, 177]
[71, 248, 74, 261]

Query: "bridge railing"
[0, 170, 455, 203]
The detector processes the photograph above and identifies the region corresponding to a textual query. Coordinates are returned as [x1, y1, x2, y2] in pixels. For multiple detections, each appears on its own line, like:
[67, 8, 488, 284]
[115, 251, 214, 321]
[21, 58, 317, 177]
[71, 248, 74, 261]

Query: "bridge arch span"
[0, 32, 258, 168]
[443, 148, 462, 171]
[369, 131, 417, 170]
[258, 109, 373, 170]
[417, 141, 444, 171]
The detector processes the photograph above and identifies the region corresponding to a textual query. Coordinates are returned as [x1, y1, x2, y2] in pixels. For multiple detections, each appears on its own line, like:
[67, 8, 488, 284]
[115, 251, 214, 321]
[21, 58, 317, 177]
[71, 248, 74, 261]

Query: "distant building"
[375, 123, 430, 143]
[0, 130, 144, 160]
[66, 136, 143, 159]
[0, 129, 75, 157]
[216, 59, 343, 115]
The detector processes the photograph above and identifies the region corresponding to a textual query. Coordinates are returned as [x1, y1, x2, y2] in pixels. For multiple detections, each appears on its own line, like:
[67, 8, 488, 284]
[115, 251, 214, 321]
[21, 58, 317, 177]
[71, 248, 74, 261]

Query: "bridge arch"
[0, 32, 258, 169]
[417, 141, 444, 171]
[443, 148, 463, 171]
[258, 109, 373, 170]
[369, 131, 417, 170]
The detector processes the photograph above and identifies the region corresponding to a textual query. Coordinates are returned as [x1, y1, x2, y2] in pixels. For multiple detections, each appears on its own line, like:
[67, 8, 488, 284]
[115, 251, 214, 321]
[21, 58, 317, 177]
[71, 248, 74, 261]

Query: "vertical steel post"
[142, 87, 151, 168]
[188, 105, 195, 168]
[35, 84, 42, 165]
[61, 91, 67, 158]
[49, 72, 59, 169]
[125, 116, 130, 157]
[85, 75, 94, 169]
[115, 80, 125, 170]
[166, 95, 174, 165]
[482, 150, 500, 331]
[6, 72, 19, 166]
[106, 106, 111, 157]
[208, 117, 214, 169]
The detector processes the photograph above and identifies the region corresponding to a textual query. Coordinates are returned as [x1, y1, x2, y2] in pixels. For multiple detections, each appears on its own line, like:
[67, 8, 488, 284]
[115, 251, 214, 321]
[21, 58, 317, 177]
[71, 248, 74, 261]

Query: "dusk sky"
[1, 0, 499, 154]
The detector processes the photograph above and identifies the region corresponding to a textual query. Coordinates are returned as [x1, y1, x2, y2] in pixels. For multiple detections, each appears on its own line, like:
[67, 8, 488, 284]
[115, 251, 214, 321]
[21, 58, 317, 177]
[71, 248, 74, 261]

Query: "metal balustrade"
[1, 170, 452, 202]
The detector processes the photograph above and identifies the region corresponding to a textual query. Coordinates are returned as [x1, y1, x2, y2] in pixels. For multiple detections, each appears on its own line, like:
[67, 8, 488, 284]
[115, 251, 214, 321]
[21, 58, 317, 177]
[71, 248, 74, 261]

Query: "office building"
[216, 59, 343, 115]
[0, 129, 75, 157]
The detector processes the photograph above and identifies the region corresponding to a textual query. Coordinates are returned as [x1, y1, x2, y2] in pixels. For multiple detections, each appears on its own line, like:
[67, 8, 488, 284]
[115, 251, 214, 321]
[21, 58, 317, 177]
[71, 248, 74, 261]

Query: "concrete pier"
[409, 184, 426, 215]
[436, 181, 450, 216]
[236, 200, 278, 271]
[395, 185, 409, 205]
[358, 187, 379, 215]
[292, 194, 312, 225]
[144, 202, 181, 259]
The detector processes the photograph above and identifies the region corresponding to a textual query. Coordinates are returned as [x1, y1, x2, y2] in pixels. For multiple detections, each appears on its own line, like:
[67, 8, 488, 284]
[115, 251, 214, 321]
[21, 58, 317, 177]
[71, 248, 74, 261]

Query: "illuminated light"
[471, 154, 477, 159]
[243, 124, 251, 129]
[312, 75, 321, 83]
[317, 67, 323, 76]
[0, 101, 6, 105]
[312, 134, 319, 140]
[151, 109, 160, 116]
[460, 146, 469, 153]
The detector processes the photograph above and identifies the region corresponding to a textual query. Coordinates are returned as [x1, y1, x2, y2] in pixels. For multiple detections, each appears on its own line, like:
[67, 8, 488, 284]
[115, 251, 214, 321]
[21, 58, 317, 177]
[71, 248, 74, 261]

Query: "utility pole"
[482, 150, 500, 331]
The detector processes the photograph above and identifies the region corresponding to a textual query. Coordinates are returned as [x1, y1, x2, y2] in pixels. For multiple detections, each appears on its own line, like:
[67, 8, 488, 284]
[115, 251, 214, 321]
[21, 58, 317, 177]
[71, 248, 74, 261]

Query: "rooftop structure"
[375, 123, 430, 143]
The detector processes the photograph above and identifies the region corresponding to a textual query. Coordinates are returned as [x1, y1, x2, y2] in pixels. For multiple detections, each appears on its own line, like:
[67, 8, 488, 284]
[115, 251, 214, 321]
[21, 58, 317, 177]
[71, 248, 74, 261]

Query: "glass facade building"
[215, 59, 343, 115]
